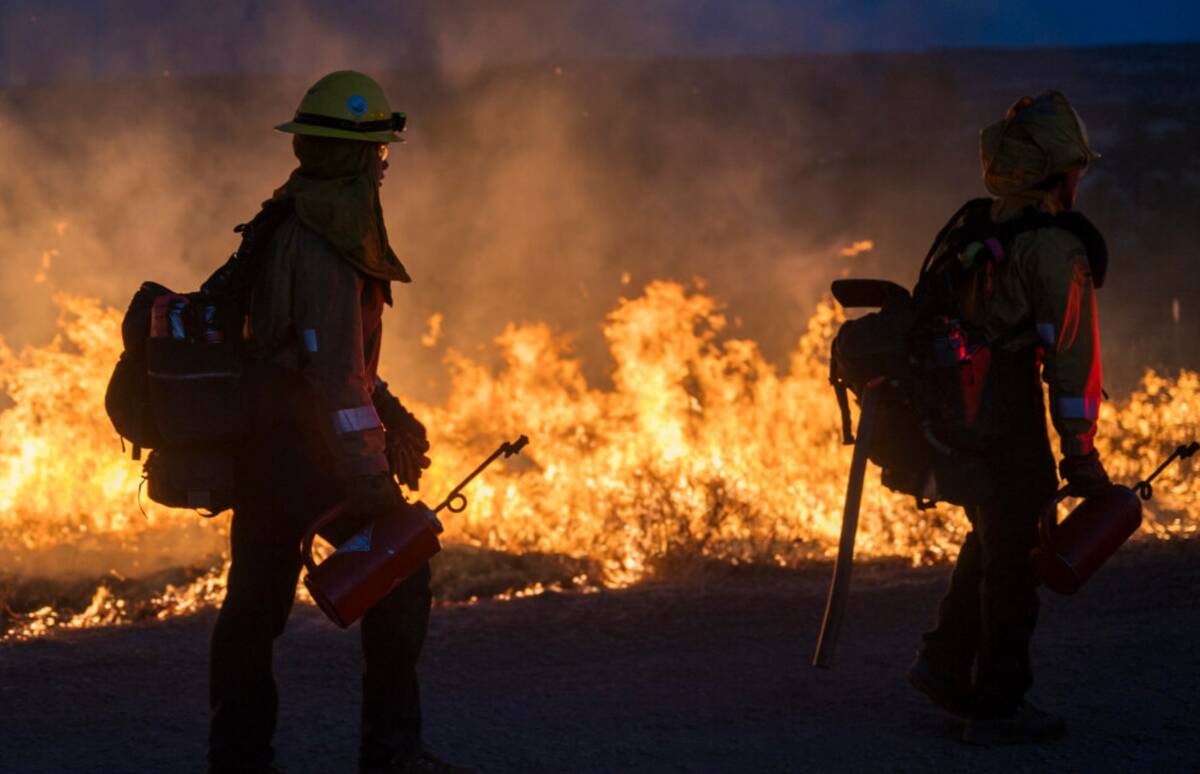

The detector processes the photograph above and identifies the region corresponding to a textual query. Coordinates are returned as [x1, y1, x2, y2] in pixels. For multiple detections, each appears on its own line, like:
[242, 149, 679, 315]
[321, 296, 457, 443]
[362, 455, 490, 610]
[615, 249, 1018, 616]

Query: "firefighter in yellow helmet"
[908, 91, 1109, 745]
[207, 71, 471, 774]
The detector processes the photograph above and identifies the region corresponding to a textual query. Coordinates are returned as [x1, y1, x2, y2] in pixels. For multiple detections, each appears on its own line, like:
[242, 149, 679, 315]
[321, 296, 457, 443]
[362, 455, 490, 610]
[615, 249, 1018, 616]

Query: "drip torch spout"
[1133, 441, 1199, 501]
[435, 435, 531, 515]
[1034, 438, 1198, 595]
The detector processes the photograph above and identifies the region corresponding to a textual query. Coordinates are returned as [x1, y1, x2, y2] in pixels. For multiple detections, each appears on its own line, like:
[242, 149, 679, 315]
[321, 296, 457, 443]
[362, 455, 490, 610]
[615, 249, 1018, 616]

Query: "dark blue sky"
[0, 0, 1196, 84]
[680, 0, 1200, 52]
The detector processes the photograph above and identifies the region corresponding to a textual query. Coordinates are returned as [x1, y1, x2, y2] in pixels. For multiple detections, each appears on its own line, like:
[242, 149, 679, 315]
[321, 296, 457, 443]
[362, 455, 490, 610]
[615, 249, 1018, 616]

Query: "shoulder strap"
[236, 197, 295, 243]
[995, 208, 1108, 289]
[918, 198, 993, 278]
[201, 198, 295, 307]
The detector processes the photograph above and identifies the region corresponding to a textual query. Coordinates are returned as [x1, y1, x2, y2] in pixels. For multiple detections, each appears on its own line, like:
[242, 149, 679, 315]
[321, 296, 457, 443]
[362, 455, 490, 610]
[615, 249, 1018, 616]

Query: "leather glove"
[387, 424, 431, 491]
[373, 382, 432, 491]
[352, 473, 406, 519]
[1059, 449, 1111, 497]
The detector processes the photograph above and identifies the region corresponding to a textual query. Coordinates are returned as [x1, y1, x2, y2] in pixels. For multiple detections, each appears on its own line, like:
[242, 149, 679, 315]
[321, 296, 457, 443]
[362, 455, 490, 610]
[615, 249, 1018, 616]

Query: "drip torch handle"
[300, 501, 352, 573]
[1133, 441, 1199, 502]
[434, 435, 531, 515]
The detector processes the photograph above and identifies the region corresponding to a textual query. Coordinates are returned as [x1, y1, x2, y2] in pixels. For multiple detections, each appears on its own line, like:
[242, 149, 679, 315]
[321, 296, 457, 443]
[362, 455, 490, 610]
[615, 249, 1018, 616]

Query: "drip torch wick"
[504, 435, 531, 457]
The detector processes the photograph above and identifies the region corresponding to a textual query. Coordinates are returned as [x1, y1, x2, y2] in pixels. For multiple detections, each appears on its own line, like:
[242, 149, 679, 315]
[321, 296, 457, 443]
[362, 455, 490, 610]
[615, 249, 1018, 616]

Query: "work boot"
[963, 702, 1067, 746]
[359, 747, 476, 774]
[907, 650, 973, 718]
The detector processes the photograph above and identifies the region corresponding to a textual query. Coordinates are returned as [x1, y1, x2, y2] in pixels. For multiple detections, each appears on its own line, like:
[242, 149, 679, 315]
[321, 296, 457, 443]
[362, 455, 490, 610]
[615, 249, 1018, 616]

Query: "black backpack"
[103, 198, 294, 514]
[829, 198, 1107, 507]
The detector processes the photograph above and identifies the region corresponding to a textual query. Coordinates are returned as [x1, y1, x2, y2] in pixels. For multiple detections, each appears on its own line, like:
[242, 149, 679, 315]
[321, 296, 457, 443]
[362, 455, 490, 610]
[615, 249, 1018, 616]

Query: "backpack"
[829, 198, 1107, 508]
[104, 198, 294, 514]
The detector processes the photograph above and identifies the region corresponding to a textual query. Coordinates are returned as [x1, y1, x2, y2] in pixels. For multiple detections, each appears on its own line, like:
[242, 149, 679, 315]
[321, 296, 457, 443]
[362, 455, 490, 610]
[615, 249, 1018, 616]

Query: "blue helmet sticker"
[347, 95, 368, 118]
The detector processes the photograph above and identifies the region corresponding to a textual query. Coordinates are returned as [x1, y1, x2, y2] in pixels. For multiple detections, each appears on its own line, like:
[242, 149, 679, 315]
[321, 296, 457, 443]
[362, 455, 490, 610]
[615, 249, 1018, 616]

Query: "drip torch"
[1034, 441, 1198, 594]
[302, 435, 530, 627]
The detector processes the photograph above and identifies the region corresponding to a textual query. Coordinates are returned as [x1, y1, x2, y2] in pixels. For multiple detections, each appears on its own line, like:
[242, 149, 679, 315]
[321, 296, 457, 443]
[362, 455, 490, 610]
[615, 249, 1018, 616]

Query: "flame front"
[2, 282, 1198, 638]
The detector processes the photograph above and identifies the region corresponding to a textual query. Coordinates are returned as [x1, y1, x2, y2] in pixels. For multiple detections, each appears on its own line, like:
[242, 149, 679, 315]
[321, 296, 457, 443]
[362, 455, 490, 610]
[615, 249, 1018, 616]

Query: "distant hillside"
[0, 44, 1196, 394]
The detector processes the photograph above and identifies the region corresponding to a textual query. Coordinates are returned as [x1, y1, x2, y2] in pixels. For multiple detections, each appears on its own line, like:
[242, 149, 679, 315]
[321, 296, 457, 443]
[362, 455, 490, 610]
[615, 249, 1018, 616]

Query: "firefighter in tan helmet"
[207, 71, 471, 774]
[908, 91, 1109, 745]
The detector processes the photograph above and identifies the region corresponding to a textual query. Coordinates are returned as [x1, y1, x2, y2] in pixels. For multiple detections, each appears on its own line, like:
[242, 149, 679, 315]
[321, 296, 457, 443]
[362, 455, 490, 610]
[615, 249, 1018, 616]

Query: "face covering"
[273, 134, 411, 295]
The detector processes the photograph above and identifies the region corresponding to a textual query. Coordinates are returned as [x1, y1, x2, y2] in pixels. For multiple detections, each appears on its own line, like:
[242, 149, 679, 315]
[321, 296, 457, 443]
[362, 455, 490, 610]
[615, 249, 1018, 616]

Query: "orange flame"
[1, 283, 1197, 638]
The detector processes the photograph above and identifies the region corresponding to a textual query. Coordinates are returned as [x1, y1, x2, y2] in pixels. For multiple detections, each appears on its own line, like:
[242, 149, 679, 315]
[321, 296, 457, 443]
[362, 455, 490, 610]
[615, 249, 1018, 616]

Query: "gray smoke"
[0, 3, 1196, 402]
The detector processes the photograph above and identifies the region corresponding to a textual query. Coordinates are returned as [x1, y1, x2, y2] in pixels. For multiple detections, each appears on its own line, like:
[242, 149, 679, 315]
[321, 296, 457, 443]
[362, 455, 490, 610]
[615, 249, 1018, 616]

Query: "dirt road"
[1, 539, 1197, 773]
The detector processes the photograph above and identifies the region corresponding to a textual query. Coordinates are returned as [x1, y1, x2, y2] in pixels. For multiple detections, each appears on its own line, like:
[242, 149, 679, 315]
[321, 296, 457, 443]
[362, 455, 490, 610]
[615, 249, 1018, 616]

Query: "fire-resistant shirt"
[250, 215, 390, 477]
[976, 194, 1104, 458]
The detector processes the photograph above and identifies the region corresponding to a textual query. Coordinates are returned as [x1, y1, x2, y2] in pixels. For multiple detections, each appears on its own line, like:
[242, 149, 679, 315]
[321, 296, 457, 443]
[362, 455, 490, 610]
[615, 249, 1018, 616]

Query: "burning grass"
[1, 283, 1198, 639]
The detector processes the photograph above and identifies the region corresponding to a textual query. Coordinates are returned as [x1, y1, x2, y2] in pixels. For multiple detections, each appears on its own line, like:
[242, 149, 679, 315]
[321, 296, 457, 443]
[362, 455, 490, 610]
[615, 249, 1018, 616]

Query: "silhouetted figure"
[207, 70, 469, 774]
[909, 91, 1110, 746]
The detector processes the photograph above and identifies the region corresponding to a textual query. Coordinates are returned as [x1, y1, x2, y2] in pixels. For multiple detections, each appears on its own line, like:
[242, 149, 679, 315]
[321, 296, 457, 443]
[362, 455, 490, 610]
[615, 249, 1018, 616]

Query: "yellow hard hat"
[276, 70, 406, 144]
[980, 90, 1099, 196]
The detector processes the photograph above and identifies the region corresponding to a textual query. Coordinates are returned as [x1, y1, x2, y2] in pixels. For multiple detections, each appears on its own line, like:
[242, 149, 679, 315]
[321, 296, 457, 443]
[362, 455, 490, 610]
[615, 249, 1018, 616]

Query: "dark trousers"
[208, 368, 432, 771]
[922, 491, 1046, 714]
[921, 349, 1057, 716]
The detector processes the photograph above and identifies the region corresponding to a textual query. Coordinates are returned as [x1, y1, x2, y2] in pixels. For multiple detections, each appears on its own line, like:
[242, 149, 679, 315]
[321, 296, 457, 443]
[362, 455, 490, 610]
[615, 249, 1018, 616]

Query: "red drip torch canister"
[301, 435, 530, 628]
[1033, 441, 1198, 594]
[1033, 485, 1142, 594]
[302, 501, 443, 628]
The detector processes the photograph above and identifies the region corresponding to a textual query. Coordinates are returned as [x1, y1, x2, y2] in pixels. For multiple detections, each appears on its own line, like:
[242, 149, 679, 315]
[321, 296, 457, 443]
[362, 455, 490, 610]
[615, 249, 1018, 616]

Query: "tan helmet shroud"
[980, 90, 1100, 196]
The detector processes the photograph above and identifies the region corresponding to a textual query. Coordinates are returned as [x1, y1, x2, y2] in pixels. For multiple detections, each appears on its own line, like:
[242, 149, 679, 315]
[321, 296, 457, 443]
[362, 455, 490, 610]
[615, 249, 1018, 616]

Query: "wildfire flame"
[2, 282, 1197, 638]
[840, 240, 875, 258]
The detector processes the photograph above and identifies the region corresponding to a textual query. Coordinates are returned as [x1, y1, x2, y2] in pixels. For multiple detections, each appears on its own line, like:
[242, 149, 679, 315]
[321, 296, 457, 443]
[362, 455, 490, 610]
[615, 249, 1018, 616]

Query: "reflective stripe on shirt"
[332, 405, 383, 434]
[302, 328, 319, 353]
[1058, 396, 1100, 420]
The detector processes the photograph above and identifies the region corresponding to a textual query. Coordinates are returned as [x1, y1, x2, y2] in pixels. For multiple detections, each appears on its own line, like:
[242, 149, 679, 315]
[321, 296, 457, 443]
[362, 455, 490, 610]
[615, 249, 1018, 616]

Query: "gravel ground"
[1, 539, 1197, 773]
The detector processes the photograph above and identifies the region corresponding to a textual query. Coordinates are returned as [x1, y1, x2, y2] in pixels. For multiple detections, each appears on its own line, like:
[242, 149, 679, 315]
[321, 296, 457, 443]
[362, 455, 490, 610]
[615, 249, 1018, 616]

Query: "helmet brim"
[275, 121, 404, 144]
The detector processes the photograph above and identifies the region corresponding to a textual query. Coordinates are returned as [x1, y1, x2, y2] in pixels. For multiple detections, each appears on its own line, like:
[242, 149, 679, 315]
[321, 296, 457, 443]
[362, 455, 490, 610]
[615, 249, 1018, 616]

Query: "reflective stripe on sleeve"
[302, 329, 319, 353]
[1058, 396, 1100, 420]
[1037, 323, 1056, 345]
[331, 405, 383, 434]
